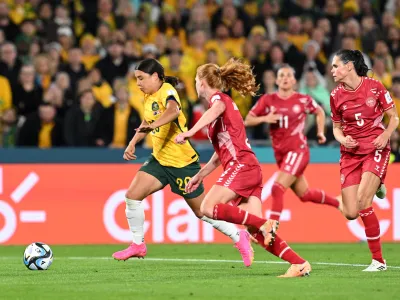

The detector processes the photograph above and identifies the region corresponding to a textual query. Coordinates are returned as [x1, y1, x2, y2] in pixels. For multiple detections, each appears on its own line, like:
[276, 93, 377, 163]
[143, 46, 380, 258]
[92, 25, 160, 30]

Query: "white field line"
[29, 257, 400, 269]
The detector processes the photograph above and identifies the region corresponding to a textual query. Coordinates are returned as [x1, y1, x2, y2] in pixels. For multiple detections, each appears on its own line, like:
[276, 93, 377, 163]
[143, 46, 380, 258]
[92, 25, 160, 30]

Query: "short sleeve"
[375, 81, 395, 111]
[163, 88, 181, 107]
[304, 96, 319, 114]
[330, 94, 341, 123]
[249, 95, 269, 117]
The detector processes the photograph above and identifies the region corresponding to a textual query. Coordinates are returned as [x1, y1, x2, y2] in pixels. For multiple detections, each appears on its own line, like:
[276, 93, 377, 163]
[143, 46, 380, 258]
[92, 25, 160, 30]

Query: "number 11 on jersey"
[279, 115, 289, 129]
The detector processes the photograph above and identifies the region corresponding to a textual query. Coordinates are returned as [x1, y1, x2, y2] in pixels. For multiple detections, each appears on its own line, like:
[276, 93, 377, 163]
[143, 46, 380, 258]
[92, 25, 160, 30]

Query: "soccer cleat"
[112, 242, 147, 261]
[259, 220, 279, 246]
[234, 230, 254, 267]
[376, 184, 387, 199]
[278, 261, 312, 278]
[362, 259, 387, 272]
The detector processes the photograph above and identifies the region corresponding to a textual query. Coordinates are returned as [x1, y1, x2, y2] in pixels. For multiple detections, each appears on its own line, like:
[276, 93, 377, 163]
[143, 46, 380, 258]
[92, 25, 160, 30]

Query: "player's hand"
[123, 143, 137, 160]
[264, 107, 281, 124]
[175, 131, 192, 144]
[137, 124, 155, 133]
[185, 174, 203, 194]
[317, 132, 326, 144]
[372, 131, 390, 149]
[342, 135, 358, 149]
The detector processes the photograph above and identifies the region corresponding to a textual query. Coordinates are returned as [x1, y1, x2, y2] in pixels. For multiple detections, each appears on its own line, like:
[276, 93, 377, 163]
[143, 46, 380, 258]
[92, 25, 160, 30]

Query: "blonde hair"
[197, 58, 259, 97]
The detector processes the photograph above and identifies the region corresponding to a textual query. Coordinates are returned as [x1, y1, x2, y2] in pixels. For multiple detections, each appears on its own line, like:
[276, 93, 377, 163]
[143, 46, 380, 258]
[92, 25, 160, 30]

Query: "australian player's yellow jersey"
[143, 83, 198, 167]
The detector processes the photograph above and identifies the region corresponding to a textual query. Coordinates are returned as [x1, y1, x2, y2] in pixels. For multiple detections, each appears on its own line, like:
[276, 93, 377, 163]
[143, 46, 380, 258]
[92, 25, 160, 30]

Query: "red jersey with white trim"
[330, 77, 395, 154]
[249, 92, 319, 154]
[207, 92, 259, 170]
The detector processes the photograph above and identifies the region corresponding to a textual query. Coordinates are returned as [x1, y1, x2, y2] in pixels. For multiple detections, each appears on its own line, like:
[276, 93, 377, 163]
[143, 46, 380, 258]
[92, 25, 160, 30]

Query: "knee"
[192, 208, 204, 219]
[200, 201, 214, 219]
[356, 189, 372, 210]
[299, 190, 309, 202]
[343, 212, 359, 220]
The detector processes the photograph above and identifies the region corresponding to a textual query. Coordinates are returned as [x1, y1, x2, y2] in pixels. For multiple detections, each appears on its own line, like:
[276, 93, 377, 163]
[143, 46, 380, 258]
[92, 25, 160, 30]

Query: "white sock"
[201, 216, 240, 243]
[125, 198, 145, 244]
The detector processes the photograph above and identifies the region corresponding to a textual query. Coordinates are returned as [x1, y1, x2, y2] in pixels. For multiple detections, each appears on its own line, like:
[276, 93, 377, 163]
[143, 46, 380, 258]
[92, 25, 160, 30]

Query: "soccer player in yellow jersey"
[112, 59, 254, 266]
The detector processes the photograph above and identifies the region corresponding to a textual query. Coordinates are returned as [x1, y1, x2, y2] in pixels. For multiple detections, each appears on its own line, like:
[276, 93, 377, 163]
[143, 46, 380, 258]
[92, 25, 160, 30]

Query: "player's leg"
[240, 197, 311, 277]
[166, 161, 242, 245]
[269, 171, 297, 221]
[340, 185, 359, 220]
[187, 193, 254, 267]
[291, 175, 340, 209]
[113, 157, 168, 260]
[358, 171, 386, 271]
[268, 149, 310, 233]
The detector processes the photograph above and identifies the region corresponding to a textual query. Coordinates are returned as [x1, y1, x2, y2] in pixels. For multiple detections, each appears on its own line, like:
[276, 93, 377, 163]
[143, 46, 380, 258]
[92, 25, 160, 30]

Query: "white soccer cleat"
[376, 184, 387, 199]
[362, 259, 387, 272]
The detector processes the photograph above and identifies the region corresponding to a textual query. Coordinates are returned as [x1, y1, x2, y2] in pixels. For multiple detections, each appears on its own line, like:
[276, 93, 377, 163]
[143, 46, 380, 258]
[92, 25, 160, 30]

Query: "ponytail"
[335, 49, 369, 77]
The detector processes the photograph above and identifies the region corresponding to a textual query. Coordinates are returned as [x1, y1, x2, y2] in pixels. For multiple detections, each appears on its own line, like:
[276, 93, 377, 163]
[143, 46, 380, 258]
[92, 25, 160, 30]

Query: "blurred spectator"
[12, 64, 42, 117]
[17, 102, 63, 148]
[80, 34, 100, 71]
[1, 107, 18, 148]
[0, 41, 22, 86]
[0, 73, 11, 114]
[95, 80, 141, 148]
[36, 2, 58, 43]
[64, 89, 102, 147]
[0, 2, 20, 41]
[60, 48, 87, 97]
[89, 67, 113, 108]
[34, 54, 52, 91]
[96, 39, 131, 85]
[299, 71, 330, 114]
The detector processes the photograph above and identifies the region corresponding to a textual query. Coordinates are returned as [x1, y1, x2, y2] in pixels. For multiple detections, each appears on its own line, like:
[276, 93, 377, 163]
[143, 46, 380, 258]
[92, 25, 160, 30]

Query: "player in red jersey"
[330, 49, 399, 271]
[175, 58, 311, 277]
[244, 65, 340, 243]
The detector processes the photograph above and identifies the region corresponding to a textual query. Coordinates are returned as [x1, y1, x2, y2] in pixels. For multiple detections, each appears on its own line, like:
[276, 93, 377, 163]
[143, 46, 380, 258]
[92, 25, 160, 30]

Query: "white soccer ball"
[23, 242, 53, 270]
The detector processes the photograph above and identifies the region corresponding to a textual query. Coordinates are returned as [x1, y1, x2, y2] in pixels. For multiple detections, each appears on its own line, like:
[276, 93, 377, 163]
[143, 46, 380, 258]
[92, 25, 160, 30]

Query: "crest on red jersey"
[292, 104, 301, 113]
[341, 174, 345, 184]
[366, 97, 376, 107]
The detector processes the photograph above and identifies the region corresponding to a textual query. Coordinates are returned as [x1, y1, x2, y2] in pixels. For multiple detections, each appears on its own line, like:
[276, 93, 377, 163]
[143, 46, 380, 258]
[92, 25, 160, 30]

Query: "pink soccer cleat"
[112, 243, 147, 261]
[234, 230, 254, 267]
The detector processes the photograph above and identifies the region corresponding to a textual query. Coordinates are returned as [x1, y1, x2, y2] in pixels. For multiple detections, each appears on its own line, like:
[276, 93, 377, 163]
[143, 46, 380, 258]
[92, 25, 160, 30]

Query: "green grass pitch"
[1, 243, 399, 300]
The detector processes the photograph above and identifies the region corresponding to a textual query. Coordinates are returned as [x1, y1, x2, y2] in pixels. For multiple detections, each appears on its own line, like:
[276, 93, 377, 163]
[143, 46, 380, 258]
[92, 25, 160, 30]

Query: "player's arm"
[130, 119, 149, 145]
[186, 100, 226, 137]
[373, 107, 399, 149]
[197, 152, 221, 179]
[138, 100, 180, 133]
[185, 152, 220, 193]
[333, 122, 358, 148]
[314, 106, 326, 144]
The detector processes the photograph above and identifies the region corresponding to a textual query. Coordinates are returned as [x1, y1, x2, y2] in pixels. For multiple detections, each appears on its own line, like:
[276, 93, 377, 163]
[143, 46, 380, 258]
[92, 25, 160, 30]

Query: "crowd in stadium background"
[0, 0, 400, 161]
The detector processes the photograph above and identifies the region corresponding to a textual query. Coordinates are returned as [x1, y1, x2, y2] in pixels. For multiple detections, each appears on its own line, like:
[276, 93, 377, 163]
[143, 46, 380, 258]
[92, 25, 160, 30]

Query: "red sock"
[213, 204, 266, 228]
[300, 189, 339, 208]
[253, 232, 305, 264]
[359, 207, 384, 264]
[270, 182, 286, 221]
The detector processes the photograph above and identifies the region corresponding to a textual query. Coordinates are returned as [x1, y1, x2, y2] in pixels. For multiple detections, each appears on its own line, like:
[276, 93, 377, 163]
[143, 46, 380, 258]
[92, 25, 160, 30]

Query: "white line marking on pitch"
[55, 257, 400, 269]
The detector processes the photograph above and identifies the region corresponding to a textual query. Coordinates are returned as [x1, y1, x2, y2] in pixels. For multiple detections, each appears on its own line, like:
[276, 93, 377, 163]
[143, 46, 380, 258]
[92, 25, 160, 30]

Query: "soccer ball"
[23, 242, 53, 270]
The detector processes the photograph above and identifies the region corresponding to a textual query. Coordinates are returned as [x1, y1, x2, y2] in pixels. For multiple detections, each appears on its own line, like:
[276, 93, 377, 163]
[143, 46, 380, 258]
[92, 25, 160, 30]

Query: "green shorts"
[139, 155, 204, 199]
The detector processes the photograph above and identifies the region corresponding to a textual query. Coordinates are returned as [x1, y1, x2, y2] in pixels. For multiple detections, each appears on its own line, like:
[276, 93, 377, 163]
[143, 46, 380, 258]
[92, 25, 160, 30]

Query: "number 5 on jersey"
[355, 113, 364, 126]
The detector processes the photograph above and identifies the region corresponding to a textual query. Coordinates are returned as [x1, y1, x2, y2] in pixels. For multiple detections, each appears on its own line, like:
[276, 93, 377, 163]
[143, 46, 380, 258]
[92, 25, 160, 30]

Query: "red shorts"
[275, 148, 310, 177]
[216, 162, 263, 203]
[340, 147, 391, 189]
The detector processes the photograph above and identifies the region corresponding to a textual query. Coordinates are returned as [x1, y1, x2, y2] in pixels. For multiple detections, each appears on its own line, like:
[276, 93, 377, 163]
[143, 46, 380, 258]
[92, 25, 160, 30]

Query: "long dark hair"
[335, 49, 369, 77]
[135, 58, 179, 87]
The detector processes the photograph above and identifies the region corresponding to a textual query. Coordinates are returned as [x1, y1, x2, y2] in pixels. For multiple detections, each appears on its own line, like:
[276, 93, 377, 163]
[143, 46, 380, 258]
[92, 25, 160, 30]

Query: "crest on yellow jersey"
[152, 102, 159, 111]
